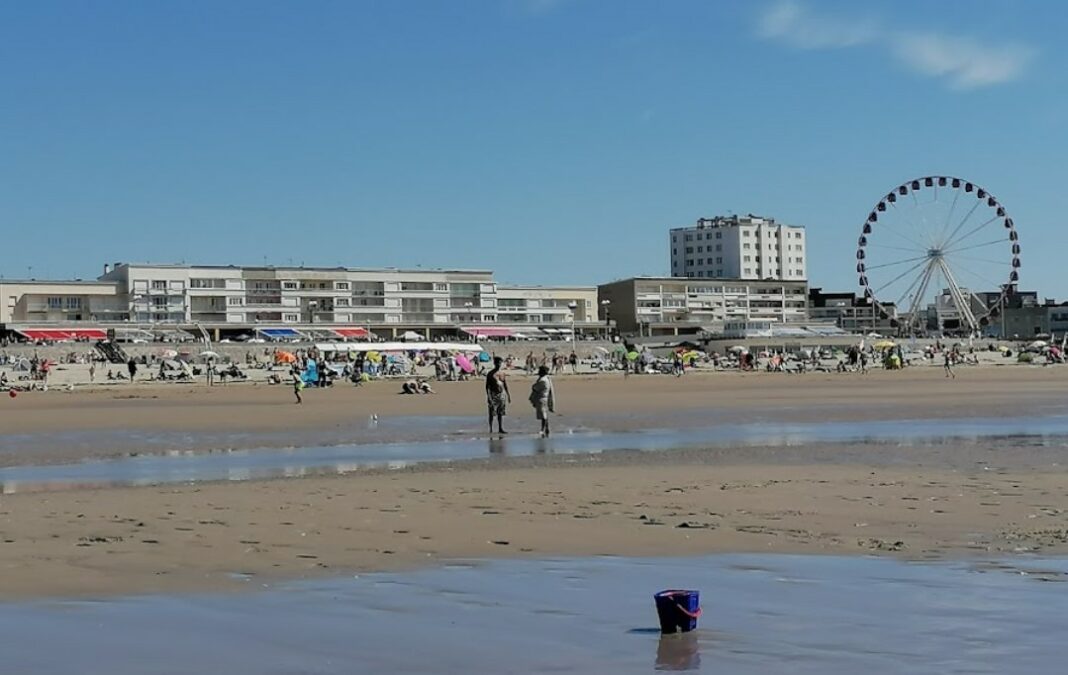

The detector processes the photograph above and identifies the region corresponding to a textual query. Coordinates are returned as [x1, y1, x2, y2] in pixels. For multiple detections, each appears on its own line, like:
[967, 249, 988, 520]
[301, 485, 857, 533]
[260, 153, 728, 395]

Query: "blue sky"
[1, 0, 1063, 295]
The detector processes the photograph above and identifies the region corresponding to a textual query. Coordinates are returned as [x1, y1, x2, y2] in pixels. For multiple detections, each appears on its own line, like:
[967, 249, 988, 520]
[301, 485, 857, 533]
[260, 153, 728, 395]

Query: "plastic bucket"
[654, 589, 701, 634]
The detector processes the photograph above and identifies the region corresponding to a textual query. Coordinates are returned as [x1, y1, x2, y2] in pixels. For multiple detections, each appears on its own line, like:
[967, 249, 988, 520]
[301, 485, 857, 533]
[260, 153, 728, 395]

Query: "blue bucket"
[654, 589, 701, 634]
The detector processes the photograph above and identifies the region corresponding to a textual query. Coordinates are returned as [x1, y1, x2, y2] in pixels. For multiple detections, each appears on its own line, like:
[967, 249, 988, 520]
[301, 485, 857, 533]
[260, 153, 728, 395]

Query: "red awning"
[461, 327, 516, 338]
[17, 328, 107, 341]
[332, 327, 370, 338]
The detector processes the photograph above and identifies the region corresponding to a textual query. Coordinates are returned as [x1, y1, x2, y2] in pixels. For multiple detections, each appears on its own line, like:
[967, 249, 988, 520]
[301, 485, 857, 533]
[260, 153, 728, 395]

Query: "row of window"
[46, 297, 82, 309]
[676, 229, 804, 243]
[685, 269, 806, 278]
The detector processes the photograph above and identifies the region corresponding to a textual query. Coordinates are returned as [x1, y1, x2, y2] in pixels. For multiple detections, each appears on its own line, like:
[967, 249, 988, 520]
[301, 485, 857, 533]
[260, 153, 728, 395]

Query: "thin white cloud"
[892, 32, 1034, 90]
[756, 1, 1035, 90]
[757, 0, 876, 49]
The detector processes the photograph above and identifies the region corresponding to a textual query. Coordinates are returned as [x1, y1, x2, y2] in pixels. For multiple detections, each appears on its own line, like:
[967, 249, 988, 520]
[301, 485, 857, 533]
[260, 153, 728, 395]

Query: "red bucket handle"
[675, 603, 702, 619]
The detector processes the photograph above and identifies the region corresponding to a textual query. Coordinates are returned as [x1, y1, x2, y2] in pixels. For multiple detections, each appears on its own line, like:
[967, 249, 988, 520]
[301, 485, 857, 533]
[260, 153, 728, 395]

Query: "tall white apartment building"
[669, 215, 806, 281]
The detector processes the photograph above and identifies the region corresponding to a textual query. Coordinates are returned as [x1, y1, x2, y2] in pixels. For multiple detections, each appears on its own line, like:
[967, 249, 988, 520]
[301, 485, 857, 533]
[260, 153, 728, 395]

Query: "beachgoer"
[206, 357, 215, 387]
[291, 367, 305, 404]
[529, 365, 556, 437]
[127, 357, 137, 382]
[569, 351, 578, 375]
[485, 356, 510, 434]
[944, 351, 955, 378]
[89, 362, 96, 383]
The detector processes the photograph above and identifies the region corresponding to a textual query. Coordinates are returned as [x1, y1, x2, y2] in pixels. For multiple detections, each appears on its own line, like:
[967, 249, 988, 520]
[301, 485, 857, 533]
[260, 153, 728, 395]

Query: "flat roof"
[113, 263, 494, 275]
[0, 279, 118, 286]
[599, 276, 809, 285]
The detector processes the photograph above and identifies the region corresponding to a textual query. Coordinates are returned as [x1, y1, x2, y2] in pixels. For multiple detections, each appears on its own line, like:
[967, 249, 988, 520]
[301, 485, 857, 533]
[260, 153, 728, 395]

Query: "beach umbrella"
[626, 350, 640, 362]
[366, 351, 382, 363]
[1029, 340, 1048, 349]
[274, 350, 297, 364]
[593, 346, 609, 355]
[161, 349, 178, 359]
[728, 345, 747, 354]
[478, 351, 491, 362]
[873, 340, 896, 350]
[200, 350, 220, 359]
[455, 354, 475, 373]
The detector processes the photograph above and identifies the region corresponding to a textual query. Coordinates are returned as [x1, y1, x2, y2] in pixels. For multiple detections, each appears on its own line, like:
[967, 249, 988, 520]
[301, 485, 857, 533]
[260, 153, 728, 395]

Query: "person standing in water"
[529, 365, 556, 437]
[485, 356, 510, 434]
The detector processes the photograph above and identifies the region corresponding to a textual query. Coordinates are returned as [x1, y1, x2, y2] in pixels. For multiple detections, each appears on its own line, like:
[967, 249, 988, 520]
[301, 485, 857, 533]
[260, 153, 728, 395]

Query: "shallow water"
[4, 414, 1068, 492]
[2, 554, 1065, 674]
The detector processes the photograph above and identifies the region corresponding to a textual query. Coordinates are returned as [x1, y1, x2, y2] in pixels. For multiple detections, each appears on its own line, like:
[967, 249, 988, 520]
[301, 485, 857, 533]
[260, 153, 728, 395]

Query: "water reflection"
[5, 414, 1068, 493]
[655, 633, 701, 671]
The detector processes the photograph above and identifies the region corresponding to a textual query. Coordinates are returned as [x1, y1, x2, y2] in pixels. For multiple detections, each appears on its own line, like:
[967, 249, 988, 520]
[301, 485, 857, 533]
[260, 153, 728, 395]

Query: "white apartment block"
[0, 263, 602, 340]
[496, 286, 597, 325]
[669, 215, 806, 281]
[98, 264, 502, 327]
[597, 276, 809, 336]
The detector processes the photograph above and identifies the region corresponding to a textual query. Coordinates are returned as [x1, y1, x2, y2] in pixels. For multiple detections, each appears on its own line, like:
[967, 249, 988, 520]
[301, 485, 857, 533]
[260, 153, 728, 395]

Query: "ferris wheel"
[856, 176, 1020, 336]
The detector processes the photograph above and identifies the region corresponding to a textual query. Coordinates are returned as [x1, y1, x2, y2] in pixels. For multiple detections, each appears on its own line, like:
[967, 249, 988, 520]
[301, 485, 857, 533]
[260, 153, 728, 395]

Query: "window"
[672, 248, 677, 256]
[743, 230, 751, 237]
[336, 282, 350, 291]
[283, 313, 299, 322]
[685, 259, 693, 267]
[685, 234, 693, 241]
[153, 297, 167, 308]
[715, 244, 722, 251]
[47, 297, 62, 309]
[696, 246, 703, 253]
[685, 247, 693, 254]
[716, 257, 723, 264]
[696, 259, 703, 265]
[672, 235, 677, 242]
[697, 271, 704, 277]
[434, 283, 448, 292]
[151, 280, 167, 291]
[744, 268, 752, 275]
[65, 297, 82, 309]
[715, 232, 722, 239]
[227, 297, 243, 306]
[336, 298, 350, 306]
[743, 256, 751, 262]
[282, 281, 298, 290]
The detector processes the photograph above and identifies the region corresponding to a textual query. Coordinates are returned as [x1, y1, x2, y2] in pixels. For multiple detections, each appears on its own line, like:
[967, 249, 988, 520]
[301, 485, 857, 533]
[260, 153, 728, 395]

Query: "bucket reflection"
[655, 632, 700, 671]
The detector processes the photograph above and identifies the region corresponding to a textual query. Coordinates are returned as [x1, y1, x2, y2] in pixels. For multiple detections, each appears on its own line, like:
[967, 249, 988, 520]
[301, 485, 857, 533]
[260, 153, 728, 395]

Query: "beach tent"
[399, 331, 424, 342]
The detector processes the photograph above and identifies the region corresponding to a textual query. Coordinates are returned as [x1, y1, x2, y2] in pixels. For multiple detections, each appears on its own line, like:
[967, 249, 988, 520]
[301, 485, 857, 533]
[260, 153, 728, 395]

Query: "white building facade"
[669, 215, 806, 281]
[1, 263, 602, 340]
[597, 276, 809, 336]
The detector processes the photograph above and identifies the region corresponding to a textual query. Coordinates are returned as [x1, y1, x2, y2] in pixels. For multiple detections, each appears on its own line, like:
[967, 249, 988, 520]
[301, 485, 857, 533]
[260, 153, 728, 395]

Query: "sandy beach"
[1, 366, 1067, 599]
[1, 443, 1067, 599]
[1, 364, 1066, 463]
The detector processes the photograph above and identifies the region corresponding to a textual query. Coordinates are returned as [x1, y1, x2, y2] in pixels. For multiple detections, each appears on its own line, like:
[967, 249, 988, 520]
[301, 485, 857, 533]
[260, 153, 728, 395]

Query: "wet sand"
[2, 438, 1067, 599]
[4, 554, 1065, 674]
[2, 365, 1067, 465]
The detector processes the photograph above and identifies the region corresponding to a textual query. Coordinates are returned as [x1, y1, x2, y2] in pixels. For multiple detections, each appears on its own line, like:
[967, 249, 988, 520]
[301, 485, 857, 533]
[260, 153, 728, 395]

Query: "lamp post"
[567, 301, 577, 343]
[600, 299, 612, 340]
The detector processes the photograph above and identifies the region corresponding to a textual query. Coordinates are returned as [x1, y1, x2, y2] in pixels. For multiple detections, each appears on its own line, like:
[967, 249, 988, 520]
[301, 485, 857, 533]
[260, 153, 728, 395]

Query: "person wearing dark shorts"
[485, 356, 510, 434]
